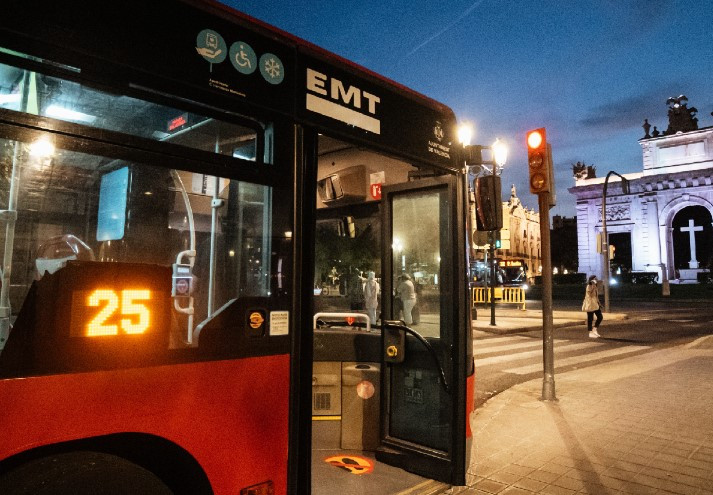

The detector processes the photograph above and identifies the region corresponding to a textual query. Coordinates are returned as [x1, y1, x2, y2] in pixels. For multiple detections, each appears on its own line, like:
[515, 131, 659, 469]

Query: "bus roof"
[0, 0, 459, 169]
[207, 0, 455, 116]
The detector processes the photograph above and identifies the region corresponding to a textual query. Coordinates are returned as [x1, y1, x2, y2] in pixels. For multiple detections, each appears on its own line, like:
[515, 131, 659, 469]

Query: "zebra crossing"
[474, 335, 650, 375]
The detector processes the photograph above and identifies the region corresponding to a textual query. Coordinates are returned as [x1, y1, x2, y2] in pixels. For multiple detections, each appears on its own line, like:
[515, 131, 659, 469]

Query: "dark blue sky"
[223, 0, 713, 217]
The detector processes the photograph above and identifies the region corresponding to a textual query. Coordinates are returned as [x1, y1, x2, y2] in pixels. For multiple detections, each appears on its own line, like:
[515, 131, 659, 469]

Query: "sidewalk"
[451, 335, 713, 494]
[472, 302, 628, 335]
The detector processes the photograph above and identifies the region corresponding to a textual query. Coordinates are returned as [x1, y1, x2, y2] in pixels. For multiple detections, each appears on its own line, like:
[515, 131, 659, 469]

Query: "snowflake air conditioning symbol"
[433, 122, 444, 141]
[259, 53, 285, 85]
[265, 58, 280, 78]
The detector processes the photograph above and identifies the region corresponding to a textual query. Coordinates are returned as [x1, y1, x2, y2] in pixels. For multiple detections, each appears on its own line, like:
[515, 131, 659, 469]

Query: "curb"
[474, 319, 583, 335]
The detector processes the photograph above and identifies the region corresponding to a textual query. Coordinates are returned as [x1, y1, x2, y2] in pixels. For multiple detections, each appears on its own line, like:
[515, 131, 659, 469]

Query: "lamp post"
[459, 124, 477, 323]
[488, 139, 507, 326]
[459, 125, 508, 326]
[601, 171, 630, 313]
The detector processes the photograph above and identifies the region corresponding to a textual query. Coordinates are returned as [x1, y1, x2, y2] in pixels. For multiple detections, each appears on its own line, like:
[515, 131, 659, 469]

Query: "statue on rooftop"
[642, 119, 651, 139]
[665, 95, 698, 135]
[572, 161, 596, 180]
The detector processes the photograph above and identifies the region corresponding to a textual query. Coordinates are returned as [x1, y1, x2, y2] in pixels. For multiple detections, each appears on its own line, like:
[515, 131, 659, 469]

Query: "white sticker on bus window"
[191, 174, 228, 196]
[270, 311, 289, 335]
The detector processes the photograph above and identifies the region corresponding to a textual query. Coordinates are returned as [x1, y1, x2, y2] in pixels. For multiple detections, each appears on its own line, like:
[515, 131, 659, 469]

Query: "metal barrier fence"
[471, 287, 526, 310]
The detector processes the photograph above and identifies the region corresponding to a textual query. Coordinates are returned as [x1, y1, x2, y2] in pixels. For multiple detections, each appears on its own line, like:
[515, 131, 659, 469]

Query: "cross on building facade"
[680, 218, 704, 268]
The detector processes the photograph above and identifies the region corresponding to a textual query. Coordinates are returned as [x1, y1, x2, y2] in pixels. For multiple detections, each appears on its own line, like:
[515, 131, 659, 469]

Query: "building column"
[575, 201, 595, 275]
[658, 218, 674, 281]
[646, 199, 661, 265]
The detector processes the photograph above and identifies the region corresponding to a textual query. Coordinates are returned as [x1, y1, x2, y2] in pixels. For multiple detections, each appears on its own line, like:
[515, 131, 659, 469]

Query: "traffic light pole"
[526, 127, 555, 401]
[538, 192, 556, 401]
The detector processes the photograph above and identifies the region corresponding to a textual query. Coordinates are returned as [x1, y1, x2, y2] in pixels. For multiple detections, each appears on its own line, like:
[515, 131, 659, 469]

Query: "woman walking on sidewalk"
[582, 275, 603, 338]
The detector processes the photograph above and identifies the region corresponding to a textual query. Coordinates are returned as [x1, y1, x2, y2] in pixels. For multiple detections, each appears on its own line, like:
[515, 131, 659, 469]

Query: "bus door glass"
[378, 175, 467, 484]
[311, 132, 468, 487]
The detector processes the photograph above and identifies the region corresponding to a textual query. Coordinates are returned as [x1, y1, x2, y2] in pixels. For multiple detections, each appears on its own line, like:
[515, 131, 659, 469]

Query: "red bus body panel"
[466, 372, 474, 438]
[0, 354, 290, 494]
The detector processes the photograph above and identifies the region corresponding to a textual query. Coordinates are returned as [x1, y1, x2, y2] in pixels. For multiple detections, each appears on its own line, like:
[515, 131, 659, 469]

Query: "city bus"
[0, 1, 474, 493]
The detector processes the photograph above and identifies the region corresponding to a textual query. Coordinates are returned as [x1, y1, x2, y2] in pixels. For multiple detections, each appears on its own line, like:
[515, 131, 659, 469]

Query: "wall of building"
[569, 124, 713, 282]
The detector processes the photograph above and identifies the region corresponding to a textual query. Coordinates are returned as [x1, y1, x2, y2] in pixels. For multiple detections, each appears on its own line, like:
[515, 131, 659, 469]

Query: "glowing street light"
[492, 138, 508, 169]
[457, 123, 473, 146]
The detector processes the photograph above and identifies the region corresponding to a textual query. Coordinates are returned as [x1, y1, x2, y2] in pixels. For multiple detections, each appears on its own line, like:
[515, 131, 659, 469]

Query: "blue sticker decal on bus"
[229, 41, 257, 75]
[196, 29, 227, 70]
[260, 53, 284, 85]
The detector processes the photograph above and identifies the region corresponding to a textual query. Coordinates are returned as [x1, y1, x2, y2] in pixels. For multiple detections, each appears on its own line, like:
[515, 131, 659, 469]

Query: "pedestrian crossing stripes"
[475, 338, 562, 354]
[503, 345, 649, 375]
[473, 336, 650, 375]
[476, 342, 598, 366]
[473, 335, 533, 346]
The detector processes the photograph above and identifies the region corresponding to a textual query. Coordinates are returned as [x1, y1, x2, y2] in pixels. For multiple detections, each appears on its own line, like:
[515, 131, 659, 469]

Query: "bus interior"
[0, 60, 292, 372]
[311, 133, 455, 493]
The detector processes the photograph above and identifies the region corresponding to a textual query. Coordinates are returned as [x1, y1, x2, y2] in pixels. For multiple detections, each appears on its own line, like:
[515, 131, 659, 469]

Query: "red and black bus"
[0, 1, 474, 493]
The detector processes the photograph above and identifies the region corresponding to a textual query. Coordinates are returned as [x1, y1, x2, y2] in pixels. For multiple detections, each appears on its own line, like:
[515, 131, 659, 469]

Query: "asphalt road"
[473, 301, 713, 408]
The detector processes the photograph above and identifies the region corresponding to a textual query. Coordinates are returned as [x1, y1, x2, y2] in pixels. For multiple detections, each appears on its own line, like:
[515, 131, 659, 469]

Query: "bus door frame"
[377, 173, 470, 485]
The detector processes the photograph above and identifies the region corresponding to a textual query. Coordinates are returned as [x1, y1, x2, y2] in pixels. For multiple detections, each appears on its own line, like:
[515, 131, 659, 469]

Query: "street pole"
[600, 171, 629, 313]
[489, 230, 496, 326]
[538, 192, 555, 401]
[648, 262, 671, 296]
[660, 262, 670, 296]
[601, 178, 610, 313]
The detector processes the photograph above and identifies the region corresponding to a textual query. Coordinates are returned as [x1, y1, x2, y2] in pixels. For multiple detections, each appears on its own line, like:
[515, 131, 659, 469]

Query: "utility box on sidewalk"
[341, 362, 380, 450]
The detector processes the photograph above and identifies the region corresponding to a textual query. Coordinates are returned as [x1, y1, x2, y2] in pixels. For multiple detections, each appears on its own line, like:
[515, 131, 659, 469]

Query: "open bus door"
[377, 174, 472, 485]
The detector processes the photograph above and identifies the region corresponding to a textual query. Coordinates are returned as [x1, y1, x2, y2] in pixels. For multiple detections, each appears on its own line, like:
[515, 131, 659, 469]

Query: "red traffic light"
[527, 130, 544, 150]
[526, 127, 551, 194]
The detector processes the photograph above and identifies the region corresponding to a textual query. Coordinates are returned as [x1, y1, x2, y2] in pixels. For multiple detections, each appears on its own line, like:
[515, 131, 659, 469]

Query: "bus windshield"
[0, 64, 291, 353]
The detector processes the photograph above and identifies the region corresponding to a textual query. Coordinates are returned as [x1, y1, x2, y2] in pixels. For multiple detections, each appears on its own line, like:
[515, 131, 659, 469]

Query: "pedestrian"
[397, 274, 417, 325]
[411, 276, 421, 325]
[363, 271, 380, 325]
[348, 270, 365, 311]
[582, 274, 603, 338]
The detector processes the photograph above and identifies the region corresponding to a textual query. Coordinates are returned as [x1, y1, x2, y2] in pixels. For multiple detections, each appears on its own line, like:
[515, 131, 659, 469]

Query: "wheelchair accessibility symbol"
[229, 41, 257, 75]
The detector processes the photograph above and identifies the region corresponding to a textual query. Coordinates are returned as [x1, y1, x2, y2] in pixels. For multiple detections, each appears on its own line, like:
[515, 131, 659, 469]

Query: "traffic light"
[475, 174, 503, 231]
[609, 244, 616, 260]
[527, 128, 551, 194]
[472, 230, 489, 246]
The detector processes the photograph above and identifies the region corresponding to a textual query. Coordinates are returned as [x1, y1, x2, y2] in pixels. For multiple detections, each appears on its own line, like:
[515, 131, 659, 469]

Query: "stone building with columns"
[569, 96, 713, 283]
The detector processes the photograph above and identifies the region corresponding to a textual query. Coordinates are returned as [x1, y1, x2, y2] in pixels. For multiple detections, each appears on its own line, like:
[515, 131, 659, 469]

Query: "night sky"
[223, 0, 713, 217]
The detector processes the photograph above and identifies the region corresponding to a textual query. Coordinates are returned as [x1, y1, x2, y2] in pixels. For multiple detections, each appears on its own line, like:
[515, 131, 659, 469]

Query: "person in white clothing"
[582, 275, 603, 338]
[363, 271, 380, 325]
[397, 274, 417, 325]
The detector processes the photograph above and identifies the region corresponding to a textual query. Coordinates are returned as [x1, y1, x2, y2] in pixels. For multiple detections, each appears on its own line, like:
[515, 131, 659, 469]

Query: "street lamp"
[487, 138, 507, 326]
[601, 171, 630, 313]
[492, 137, 508, 171]
[458, 124, 508, 325]
[458, 123, 473, 147]
[459, 123, 477, 324]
